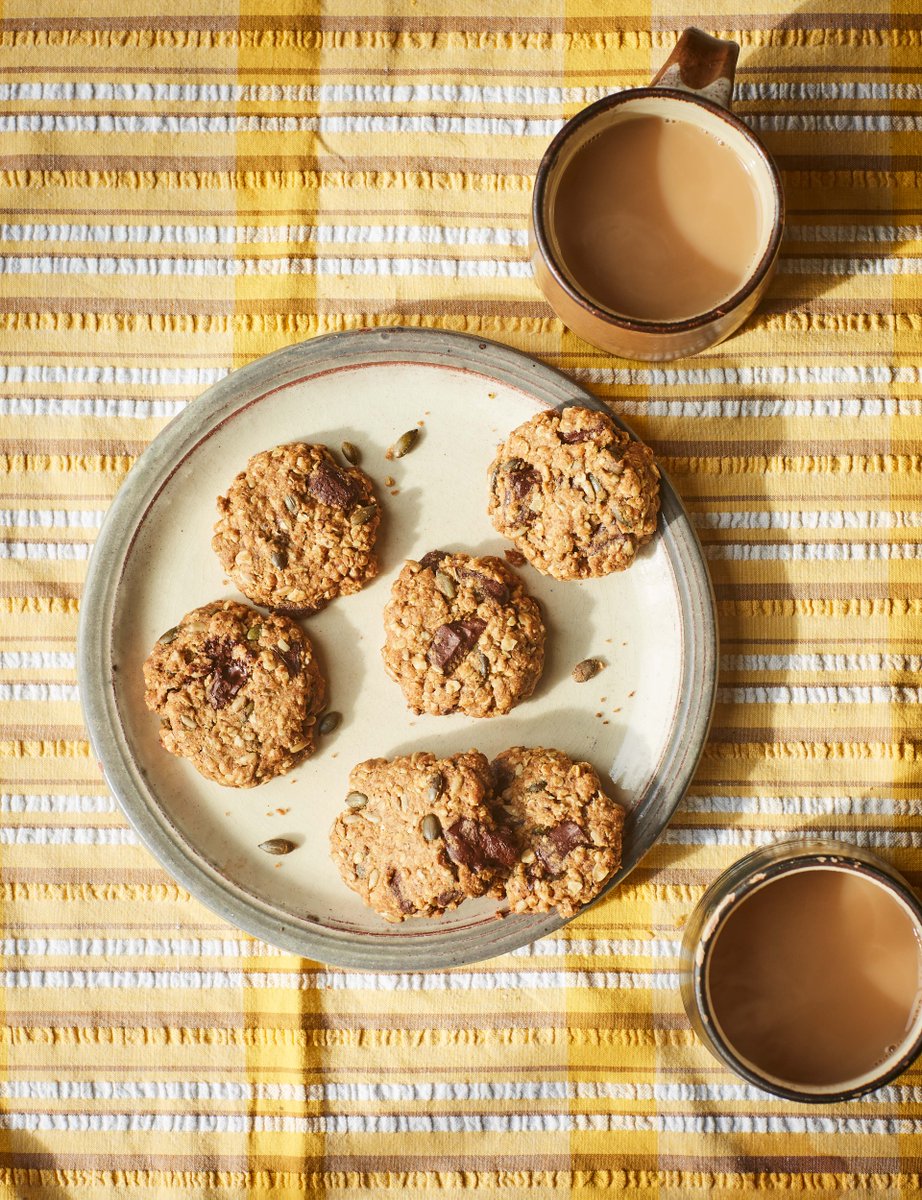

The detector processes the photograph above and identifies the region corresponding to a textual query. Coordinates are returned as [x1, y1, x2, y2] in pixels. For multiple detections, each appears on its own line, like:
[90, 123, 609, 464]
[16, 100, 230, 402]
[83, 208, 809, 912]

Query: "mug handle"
[649, 26, 740, 111]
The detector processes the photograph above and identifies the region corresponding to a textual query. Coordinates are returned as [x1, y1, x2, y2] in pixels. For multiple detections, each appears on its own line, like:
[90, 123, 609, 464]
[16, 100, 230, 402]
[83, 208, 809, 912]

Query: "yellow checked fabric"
[1, 1, 921, 1195]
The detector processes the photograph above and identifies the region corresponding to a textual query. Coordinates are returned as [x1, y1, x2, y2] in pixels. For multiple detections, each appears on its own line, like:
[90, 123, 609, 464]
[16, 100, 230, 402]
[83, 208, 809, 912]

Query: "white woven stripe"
[717, 685, 922, 704]
[0, 543, 92, 561]
[0, 220, 915, 249]
[0, 652, 77, 669]
[0, 365, 225, 385]
[3, 935, 677, 959]
[0, 510, 103, 530]
[0, 222, 528, 247]
[617, 398, 922, 417]
[0, 113, 566, 136]
[0, 793, 115, 813]
[574, 364, 922, 386]
[706, 542, 922, 561]
[0, 827, 134, 846]
[0, 255, 533, 278]
[0, 1111, 918, 1134]
[662, 829, 922, 849]
[697, 511, 922, 530]
[780, 257, 922, 276]
[0, 683, 80, 701]
[722, 653, 922, 672]
[1, 1078, 918, 1103]
[683, 794, 922, 816]
[0, 80, 920, 103]
[0, 969, 679, 990]
[0, 397, 187, 418]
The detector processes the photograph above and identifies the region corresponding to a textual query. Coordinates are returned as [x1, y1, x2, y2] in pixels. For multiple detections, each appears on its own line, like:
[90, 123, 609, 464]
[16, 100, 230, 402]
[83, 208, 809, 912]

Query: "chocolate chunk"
[276, 640, 302, 678]
[306, 460, 358, 509]
[491, 759, 514, 791]
[460, 567, 509, 605]
[507, 462, 541, 501]
[534, 820, 587, 874]
[387, 869, 416, 915]
[435, 888, 464, 907]
[560, 425, 603, 444]
[427, 618, 486, 673]
[444, 817, 519, 873]
[418, 549, 448, 571]
[504, 548, 527, 567]
[204, 637, 250, 710]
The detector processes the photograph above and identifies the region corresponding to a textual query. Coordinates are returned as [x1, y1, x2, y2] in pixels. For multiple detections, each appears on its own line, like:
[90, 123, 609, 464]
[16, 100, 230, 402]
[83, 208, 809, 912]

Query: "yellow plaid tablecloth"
[2, 1, 922, 1196]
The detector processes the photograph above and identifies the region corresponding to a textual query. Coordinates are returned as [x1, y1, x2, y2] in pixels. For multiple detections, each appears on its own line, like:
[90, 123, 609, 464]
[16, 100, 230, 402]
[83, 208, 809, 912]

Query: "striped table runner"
[3, 2, 922, 1195]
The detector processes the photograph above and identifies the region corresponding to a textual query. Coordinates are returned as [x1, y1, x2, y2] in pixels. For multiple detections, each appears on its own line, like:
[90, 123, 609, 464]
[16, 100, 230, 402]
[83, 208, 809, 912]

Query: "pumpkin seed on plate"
[318, 711, 341, 735]
[258, 838, 295, 856]
[341, 441, 361, 465]
[386, 428, 419, 460]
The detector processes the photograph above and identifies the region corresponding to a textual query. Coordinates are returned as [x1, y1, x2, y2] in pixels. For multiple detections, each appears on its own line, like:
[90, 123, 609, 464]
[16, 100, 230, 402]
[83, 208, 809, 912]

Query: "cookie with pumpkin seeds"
[212, 442, 380, 613]
[491, 746, 624, 917]
[329, 750, 518, 923]
[381, 551, 545, 718]
[142, 599, 326, 787]
[487, 405, 660, 580]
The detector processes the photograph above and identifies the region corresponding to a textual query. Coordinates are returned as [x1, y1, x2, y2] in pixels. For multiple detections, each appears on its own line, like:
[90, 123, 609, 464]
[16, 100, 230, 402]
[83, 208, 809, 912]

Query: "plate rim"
[78, 326, 717, 970]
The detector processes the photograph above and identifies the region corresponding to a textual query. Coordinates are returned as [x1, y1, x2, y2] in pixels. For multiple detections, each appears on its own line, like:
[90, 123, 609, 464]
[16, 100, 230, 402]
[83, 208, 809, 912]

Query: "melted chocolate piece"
[427, 618, 486, 673]
[506, 461, 541, 501]
[491, 758, 514, 791]
[204, 637, 250, 710]
[534, 820, 587, 875]
[460, 568, 509, 605]
[387, 869, 416, 915]
[418, 549, 448, 572]
[306, 460, 358, 509]
[560, 426, 603, 444]
[444, 817, 519, 873]
[276, 639, 302, 678]
[435, 888, 464, 908]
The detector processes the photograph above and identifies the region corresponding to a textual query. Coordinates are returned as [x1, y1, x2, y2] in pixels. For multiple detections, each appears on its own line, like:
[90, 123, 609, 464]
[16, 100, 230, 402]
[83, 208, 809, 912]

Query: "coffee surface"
[707, 868, 922, 1088]
[552, 114, 763, 322]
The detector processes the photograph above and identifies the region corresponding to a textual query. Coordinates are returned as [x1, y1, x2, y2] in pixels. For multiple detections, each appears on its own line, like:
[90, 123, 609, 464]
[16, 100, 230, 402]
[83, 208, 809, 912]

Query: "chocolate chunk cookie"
[143, 599, 326, 787]
[487, 405, 660, 580]
[212, 442, 380, 613]
[381, 551, 545, 718]
[329, 750, 518, 922]
[492, 747, 624, 917]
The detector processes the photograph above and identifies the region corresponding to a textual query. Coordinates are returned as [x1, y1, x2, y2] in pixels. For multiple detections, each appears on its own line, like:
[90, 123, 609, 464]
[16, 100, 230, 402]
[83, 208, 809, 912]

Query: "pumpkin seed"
[572, 657, 604, 683]
[476, 650, 490, 678]
[258, 838, 295, 856]
[318, 711, 341, 735]
[426, 772, 444, 803]
[421, 813, 442, 842]
[386, 428, 419, 460]
[283, 494, 299, 516]
[345, 791, 368, 810]
[526, 780, 547, 793]
[271, 548, 288, 570]
[341, 440, 361, 465]
[434, 570, 456, 599]
[351, 503, 377, 526]
[246, 624, 261, 642]
[367, 869, 380, 890]
[158, 626, 179, 644]
[588, 473, 603, 496]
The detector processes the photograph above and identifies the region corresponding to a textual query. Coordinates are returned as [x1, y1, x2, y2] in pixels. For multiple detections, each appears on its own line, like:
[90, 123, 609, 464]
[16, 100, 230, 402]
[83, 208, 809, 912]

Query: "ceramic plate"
[78, 328, 716, 970]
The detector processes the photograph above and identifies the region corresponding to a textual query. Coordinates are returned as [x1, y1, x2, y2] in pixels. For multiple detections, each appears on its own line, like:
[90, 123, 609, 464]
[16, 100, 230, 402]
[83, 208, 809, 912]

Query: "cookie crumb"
[572, 657, 604, 684]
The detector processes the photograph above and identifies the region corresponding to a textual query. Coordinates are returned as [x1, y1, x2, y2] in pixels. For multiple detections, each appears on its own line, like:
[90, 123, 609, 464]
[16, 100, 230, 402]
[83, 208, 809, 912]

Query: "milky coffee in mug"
[530, 28, 784, 361]
[681, 840, 922, 1102]
[551, 113, 765, 323]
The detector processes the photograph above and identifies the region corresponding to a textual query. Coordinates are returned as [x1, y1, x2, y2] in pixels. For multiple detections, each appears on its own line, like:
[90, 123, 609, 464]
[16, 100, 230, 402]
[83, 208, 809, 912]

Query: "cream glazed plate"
[78, 328, 716, 970]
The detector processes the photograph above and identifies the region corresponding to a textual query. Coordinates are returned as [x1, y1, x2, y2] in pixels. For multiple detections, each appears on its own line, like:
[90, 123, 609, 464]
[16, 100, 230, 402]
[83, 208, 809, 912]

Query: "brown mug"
[530, 28, 784, 361]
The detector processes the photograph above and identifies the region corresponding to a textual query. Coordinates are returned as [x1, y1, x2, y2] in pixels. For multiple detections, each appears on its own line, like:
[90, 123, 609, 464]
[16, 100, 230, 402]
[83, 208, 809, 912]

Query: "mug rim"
[692, 848, 922, 1103]
[531, 87, 785, 335]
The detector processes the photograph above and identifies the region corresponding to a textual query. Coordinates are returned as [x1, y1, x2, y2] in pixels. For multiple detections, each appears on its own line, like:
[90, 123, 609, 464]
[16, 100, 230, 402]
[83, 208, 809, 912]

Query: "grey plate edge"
[77, 326, 717, 971]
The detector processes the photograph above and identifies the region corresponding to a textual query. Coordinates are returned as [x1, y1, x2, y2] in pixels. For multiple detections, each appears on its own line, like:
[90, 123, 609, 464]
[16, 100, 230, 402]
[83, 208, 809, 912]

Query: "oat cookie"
[487, 405, 660, 580]
[143, 599, 326, 787]
[381, 551, 545, 718]
[329, 750, 519, 922]
[212, 442, 380, 612]
[492, 746, 624, 917]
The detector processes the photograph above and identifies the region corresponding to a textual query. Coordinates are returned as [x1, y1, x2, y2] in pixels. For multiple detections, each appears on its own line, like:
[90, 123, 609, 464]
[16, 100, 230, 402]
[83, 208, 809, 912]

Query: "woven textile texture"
[2, 1, 922, 1196]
